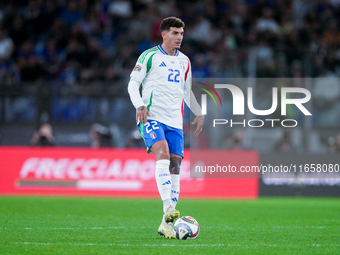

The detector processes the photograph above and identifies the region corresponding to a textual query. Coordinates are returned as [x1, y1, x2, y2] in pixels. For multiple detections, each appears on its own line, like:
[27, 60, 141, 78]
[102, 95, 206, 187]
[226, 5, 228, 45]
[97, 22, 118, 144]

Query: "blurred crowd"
[1, 0, 340, 87]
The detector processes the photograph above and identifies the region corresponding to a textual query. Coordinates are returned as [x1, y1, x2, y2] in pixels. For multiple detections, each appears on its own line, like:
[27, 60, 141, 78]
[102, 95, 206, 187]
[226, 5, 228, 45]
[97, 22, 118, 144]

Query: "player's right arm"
[127, 78, 150, 124]
[127, 50, 154, 124]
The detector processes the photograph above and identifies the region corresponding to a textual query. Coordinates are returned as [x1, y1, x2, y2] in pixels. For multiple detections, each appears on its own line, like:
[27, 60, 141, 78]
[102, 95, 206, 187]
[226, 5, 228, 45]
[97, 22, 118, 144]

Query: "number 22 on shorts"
[145, 121, 159, 133]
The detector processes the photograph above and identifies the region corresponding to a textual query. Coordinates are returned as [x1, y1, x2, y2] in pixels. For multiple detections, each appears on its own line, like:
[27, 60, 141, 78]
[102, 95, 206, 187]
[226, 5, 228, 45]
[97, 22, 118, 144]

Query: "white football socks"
[170, 174, 180, 208]
[155, 159, 171, 213]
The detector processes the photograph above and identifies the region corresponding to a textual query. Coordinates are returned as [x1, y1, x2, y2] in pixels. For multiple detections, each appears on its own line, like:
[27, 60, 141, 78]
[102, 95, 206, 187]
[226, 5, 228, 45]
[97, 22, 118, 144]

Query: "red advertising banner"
[0, 147, 259, 199]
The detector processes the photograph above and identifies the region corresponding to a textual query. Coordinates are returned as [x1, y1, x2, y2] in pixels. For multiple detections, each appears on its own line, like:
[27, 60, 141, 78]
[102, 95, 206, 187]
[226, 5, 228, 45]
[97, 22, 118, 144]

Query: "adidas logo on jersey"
[159, 62, 167, 67]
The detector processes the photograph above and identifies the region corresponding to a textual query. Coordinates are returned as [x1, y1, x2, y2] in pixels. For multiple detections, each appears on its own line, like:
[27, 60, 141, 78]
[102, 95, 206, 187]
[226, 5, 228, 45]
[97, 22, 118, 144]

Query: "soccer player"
[127, 17, 204, 239]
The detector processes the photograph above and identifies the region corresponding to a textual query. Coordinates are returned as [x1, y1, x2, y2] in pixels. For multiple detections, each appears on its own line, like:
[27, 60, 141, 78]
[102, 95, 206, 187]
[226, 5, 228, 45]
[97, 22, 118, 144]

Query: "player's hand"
[136, 106, 150, 124]
[192, 115, 204, 137]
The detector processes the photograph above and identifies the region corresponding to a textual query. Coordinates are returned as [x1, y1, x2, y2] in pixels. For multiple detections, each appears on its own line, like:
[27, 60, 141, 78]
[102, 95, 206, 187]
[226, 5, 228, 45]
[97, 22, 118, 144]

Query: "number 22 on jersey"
[168, 69, 180, 83]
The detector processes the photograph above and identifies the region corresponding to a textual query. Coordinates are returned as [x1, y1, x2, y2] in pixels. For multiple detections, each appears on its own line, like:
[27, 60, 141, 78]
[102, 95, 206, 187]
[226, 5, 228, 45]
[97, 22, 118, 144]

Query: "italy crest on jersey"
[179, 60, 186, 71]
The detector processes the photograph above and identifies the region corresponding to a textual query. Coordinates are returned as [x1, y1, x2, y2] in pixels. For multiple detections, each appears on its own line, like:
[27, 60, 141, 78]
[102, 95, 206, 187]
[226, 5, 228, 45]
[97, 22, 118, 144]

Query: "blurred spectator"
[60, 0, 84, 26]
[278, 15, 294, 36]
[78, 11, 100, 36]
[114, 44, 137, 78]
[328, 133, 340, 153]
[20, 55, 46, 82]
[65, 38, 85, 68]
[129, 10, 154, 43]
[8, 15, 28, 47]
[125, 127, 144, 148]
[49, 18, 70, 50]
[30, 123, 55, 146]
[22, 0, 44, 38]
[313, 75, 340, 126]
[274, 129, 292, 153]
[150, 15, 163, 44]
[226, 130, 244, 150]
[0, 60, 19, 84]
[108, 0, 132, 19]
[256, 39, 274, 77]
[82, 37, 100, 68]
[69, 22, 88, 46]
[256, 8, 278, 34]
[90, 123, 113, 148]
[17, 40, 34, 59]
[314, 76, 340, 110]
[37, 38, 64, 77]
[0, 28, 14, 61]
[40, 0, 58, 33]
[92, 48, 114, 80]
[290, 60, 304, 78]
[221, 26, 237, 50]
[192, 53, 211, 78]
[0, 26, 18, 84]
[322, 19, 340, 47]
[187, 13, 221, 47]
[56, 60, 78, 84]
[104, 64, 121, 83]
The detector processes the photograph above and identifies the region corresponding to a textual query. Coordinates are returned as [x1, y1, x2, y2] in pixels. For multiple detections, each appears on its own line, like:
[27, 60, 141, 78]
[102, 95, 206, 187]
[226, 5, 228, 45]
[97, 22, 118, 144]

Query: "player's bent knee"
[157, 150, 170, 160]
[170, 157, 182, 174]
[151, 141, 170, 160]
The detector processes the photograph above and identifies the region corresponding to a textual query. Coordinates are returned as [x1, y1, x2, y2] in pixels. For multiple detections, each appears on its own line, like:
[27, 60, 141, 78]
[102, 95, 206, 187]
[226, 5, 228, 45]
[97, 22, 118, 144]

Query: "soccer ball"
[174, 216, 199, 240]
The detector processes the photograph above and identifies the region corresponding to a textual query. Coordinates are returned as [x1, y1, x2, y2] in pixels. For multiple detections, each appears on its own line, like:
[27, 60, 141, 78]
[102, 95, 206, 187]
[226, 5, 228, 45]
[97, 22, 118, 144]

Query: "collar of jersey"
[157, 45, 179, 56]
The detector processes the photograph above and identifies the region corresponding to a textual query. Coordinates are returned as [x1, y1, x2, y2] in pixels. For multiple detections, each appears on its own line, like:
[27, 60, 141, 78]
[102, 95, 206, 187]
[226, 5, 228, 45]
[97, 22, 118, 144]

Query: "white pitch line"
[0, 227, 126, 230]
[12, 242, 225, 247]
[9, 242, 340, 248]
[272, 226, 326, 229]
[0, 226, 330, 230]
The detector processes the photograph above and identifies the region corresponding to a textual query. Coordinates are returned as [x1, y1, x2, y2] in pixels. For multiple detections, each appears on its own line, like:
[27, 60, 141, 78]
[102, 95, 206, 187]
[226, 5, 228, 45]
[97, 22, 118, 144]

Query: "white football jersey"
[130, 45, 192, 129]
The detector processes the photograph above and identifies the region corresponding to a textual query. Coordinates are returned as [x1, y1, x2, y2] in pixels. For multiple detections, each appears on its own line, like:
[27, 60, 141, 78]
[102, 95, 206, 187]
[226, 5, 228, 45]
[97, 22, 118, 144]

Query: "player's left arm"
[183, 59, 204, 137]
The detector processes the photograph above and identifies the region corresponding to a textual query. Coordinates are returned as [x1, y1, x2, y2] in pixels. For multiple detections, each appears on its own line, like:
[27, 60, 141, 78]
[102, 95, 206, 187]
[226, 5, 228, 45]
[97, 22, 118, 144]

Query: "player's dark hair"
[160, 17, 185, 32]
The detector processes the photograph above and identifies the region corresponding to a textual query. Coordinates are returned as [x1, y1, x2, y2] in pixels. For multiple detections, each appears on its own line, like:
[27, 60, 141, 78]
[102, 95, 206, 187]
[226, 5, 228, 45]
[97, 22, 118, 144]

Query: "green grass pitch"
[0, 197, 339, 254]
